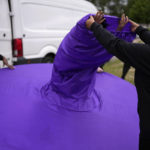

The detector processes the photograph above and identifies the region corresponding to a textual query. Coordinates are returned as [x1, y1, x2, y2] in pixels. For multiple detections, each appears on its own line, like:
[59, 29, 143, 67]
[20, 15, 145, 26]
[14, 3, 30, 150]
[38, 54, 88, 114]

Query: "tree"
[87, 0, 127, 17]
[128, 0, 150, 24]
[107, 0, 126, 16]
[124, 0, 136, 15]
[87, 0, 109, 12]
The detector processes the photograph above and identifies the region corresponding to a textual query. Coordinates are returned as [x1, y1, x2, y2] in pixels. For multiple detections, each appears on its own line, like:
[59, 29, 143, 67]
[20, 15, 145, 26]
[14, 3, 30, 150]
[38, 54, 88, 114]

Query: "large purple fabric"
[0, 64, 139, 150]
[0, 14, 139, 150]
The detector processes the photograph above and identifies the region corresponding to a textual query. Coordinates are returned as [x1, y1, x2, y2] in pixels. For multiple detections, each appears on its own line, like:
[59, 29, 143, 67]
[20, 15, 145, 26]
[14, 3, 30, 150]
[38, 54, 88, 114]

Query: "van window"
[0, 0, 10, 30]
[21, 3, 86, 31]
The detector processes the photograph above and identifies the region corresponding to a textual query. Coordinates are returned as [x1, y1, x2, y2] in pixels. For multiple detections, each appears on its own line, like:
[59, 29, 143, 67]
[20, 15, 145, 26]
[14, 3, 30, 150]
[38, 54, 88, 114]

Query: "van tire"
[42, 54, 55, 63]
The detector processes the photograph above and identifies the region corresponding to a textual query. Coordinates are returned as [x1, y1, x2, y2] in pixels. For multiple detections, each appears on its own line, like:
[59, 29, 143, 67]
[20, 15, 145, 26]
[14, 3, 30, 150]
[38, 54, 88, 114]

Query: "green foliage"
[128, 0, 150, 24]
[87, 0, 109, 11]
[87, 0, 127, 17]
[107, 0, 126, 16]
[124, 0, 136, 15]
[87, 0, 150, 23]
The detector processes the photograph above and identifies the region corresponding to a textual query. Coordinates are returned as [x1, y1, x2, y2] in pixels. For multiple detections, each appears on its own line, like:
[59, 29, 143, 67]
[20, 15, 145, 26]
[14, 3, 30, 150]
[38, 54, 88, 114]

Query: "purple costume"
[0, 14, 139, 150]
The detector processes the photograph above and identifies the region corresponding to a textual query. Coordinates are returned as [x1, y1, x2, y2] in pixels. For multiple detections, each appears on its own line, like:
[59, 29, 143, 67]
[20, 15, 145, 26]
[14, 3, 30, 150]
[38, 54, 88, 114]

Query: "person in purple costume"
[86, 11, 150, 150]
[0, 13, 138, 150]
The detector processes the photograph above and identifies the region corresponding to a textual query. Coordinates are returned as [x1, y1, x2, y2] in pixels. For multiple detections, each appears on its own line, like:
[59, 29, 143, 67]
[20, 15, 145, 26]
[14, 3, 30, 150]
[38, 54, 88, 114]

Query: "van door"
[13, 0, 97, 64]
[0, 0, 12, 67]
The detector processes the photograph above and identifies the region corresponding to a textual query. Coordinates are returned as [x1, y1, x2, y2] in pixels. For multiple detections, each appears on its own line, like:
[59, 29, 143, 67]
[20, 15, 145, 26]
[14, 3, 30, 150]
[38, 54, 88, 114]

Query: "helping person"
[86, 11, 150, 150]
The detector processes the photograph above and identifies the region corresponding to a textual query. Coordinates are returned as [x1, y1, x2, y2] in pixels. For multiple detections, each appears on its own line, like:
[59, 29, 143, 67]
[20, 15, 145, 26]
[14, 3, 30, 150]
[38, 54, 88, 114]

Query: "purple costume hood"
[41, 14, 136, 111]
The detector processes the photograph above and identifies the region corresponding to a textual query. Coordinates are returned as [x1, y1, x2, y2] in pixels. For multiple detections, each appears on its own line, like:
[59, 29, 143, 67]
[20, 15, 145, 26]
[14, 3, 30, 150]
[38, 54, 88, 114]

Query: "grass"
[103, 58, 135, 84]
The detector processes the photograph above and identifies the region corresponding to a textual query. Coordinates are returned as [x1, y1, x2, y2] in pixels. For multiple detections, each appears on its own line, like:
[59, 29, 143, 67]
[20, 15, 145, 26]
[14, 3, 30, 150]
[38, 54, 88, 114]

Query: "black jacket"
[91, 22, 150, 131]
[0, 55, 3, 60]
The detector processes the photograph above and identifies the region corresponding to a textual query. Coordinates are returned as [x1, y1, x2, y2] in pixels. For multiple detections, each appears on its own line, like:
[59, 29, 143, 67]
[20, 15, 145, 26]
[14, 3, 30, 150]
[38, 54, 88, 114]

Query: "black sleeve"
[90, 22, 150, 75]
[135, 26, 150, 44]
[0, 55, 3, 60]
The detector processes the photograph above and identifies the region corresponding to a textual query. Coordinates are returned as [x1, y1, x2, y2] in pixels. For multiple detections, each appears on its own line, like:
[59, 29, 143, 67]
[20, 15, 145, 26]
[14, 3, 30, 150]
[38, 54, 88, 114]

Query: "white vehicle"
[0, 0, 97, 65]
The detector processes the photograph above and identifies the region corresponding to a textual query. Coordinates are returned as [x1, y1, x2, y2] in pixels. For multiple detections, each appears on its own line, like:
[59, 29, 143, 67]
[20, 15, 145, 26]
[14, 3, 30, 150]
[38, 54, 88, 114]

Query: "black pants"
[139, 111, 150, 150]
[139, 131, 150, 150]
[136, 84, 150, 150]
[100, 63, 105, 69]
[121, 63, 131, 79]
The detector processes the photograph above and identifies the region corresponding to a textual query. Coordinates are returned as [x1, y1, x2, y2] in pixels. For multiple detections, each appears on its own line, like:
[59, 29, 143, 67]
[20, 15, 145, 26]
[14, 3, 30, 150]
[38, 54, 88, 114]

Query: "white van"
[0, 0, 97, 65]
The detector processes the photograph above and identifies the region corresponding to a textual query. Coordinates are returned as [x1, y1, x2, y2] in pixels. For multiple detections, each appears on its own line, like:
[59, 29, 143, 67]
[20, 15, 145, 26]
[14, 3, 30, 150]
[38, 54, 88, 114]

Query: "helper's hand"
[3, 57, 15, 69]
[94, 11, 105, 24]
[117, 14, 129, 31]
[129, 19, 140, 32]
[86, 11, 105, 29]
[86, 16, 95, 29]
